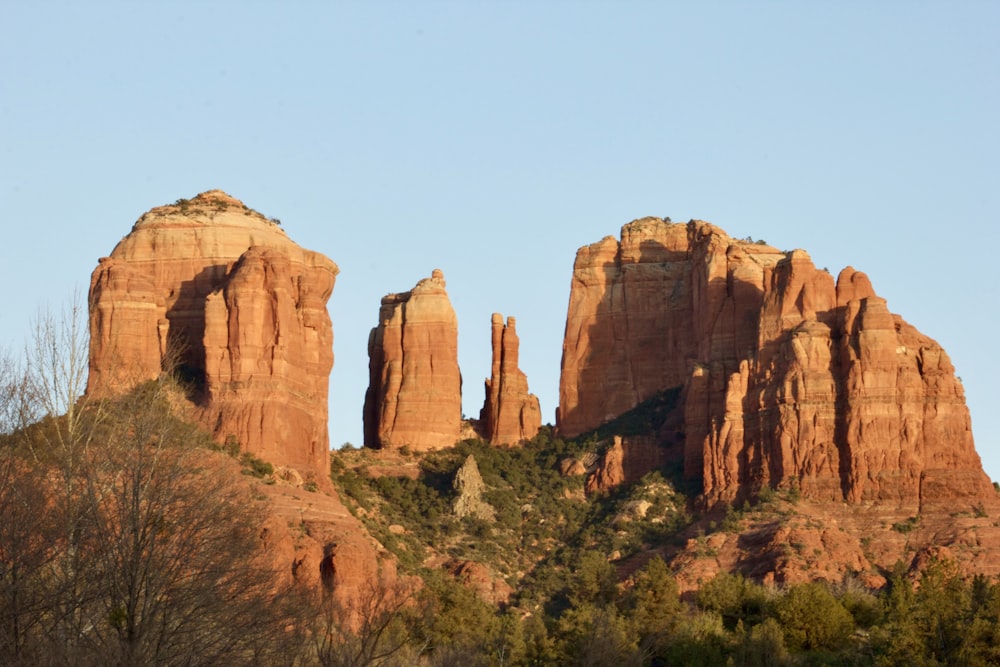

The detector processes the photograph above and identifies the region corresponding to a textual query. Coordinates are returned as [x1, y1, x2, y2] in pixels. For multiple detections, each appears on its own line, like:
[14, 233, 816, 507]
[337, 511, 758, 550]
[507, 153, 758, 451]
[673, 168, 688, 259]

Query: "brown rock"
[201, 246, 335, 475]
[445, 560, 513, 605]
[363, 270, 462, 451]
[558, 219, 784, 439]
[255, 472, 397, 625]
[559, 451, 600, 477]
[585, 435, 671, 495]
[663, 494, 1000, 594]
[559, 218, 994, 510]
[560, 458, 588, 477]
[87, 191, 338, 478]
[480, 313, 542, 445]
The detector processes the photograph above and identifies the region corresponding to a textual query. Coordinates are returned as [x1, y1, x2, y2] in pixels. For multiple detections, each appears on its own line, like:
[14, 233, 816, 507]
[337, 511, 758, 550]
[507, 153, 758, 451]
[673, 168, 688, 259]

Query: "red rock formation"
[559, 218, 993, 510]
[558, 219, 784, 438]
[445, 560, 513, 605]
[585, 435, 670, 495]
[202, 246, 336, 475]
[87, 190, 337, 479]
[364, 270, 462, 451]
[480, 313, 542, 445]
[231, 454, 397, 628]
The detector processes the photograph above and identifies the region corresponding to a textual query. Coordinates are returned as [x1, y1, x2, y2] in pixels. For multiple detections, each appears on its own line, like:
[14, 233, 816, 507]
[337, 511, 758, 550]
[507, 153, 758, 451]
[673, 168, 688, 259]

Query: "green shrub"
[239, 452, 274, 478]
[696, 571, 768, 629]
[773, 582, 854, 651]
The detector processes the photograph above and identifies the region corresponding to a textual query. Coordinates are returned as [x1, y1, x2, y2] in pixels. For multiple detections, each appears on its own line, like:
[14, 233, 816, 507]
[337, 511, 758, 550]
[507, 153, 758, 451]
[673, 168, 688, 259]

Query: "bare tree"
[311, 574, 424, 667]
[0, 300, 303, 665]
[12, 296, 111, 660]
[0, 352, 56, 664]
[23, 295, 95, 451]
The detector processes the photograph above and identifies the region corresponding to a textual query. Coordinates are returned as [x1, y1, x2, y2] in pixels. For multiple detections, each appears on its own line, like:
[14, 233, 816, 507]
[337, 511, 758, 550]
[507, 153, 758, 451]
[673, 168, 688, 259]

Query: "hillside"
[324, 418, 1000, 664]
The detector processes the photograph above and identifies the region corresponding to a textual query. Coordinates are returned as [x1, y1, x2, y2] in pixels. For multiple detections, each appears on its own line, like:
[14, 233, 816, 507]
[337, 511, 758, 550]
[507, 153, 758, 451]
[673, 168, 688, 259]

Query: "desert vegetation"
[328, 433, 1000, 666]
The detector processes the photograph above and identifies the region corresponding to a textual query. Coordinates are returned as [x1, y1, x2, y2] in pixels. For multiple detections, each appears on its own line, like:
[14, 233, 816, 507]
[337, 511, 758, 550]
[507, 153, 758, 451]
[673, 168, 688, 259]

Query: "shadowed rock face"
[363, 270, 463, 451]
[480, 313, 541, 446]
[560, 218, 992, 509]
[585, 435, 670, 495]
[87, 190, 338, 478]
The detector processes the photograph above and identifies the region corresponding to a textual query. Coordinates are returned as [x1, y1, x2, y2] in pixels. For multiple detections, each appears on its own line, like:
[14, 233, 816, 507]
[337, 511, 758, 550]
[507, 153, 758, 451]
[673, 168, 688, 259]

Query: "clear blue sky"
[3, 3, 998, 480]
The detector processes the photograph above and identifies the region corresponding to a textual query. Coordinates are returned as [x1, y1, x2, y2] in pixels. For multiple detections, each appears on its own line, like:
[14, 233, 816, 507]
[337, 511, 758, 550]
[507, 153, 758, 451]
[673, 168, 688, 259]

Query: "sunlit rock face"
[363, 269, 463, 451]
[480, 313, 541, 446]
[87, 190, 337, 479]
[559, 218, 992, 509]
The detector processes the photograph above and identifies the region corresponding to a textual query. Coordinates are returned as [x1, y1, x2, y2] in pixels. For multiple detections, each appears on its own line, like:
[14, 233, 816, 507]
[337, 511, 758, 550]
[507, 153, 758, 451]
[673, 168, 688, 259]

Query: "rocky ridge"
[84, 194, 1000, 601]
[560, 218, 993, 511]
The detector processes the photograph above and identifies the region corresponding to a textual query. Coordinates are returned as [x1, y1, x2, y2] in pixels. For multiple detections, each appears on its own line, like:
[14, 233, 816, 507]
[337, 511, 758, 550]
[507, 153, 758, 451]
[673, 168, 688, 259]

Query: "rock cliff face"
[480, 313, 542, 446]
[87, 190, 337, 478]
[364, 270, 462, 451]
[559, 218, 992, 509]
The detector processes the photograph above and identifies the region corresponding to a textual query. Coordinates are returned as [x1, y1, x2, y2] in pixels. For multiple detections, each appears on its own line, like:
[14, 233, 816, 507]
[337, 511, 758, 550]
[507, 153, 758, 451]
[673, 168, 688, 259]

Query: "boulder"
[445, 560, 513, 605]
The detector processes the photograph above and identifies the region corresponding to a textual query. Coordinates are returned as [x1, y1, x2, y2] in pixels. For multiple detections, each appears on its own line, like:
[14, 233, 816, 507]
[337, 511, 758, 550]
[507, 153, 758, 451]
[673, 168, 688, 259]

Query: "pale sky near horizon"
[3, 2, 999, 481]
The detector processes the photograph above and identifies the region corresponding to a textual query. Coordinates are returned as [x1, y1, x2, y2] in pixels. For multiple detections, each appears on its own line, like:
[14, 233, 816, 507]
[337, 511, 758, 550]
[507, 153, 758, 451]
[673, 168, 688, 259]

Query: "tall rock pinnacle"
[480, 313, 541, 445]
[363, 269, 463, 451]
[87, 190, 338, 478]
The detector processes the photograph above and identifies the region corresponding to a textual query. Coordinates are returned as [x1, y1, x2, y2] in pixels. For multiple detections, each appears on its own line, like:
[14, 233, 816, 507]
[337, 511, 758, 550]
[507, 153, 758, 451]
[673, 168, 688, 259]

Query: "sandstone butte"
[479, 313, 542, 446]
[364, 269, 463, 451]
[87, 190, 337, 481]
[87, 191, 393, 614]
[559, 217, 995, 514]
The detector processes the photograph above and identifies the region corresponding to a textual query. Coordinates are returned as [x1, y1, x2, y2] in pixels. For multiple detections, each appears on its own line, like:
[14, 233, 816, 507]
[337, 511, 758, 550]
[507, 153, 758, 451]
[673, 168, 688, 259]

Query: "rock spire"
[480, 313, 541, 445]
[363, 269, 463, 451]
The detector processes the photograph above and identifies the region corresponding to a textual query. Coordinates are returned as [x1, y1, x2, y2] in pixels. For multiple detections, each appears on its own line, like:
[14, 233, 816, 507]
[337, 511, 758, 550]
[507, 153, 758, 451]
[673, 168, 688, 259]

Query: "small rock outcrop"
[559, 218, 993, 509]
[585, 435, 672, 495]
[255, 468, 394, 621]
[87, 191, 337, 478]
[445, 560, 513, 605]
[480, 313, 542, 445]
[452, 455, 495, 521]
[363, 270, 462, 451]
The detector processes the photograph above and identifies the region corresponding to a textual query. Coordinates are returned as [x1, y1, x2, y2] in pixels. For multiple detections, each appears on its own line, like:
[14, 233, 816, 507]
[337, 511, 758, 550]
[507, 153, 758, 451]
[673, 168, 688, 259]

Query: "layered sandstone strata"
[88, 190, 337, 477]
[480, 313, 542, 445]
[363, 270, 462, 451]
[559, 218, 993, 509]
